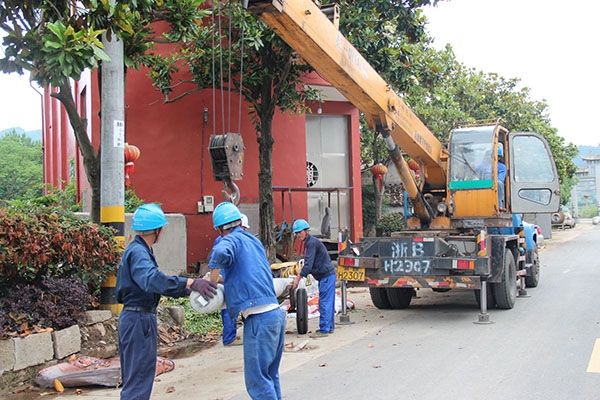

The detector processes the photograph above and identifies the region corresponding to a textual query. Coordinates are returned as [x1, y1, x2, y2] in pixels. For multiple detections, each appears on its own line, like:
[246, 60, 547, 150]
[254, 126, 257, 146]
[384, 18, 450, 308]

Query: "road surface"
[59, 221, 600, 399]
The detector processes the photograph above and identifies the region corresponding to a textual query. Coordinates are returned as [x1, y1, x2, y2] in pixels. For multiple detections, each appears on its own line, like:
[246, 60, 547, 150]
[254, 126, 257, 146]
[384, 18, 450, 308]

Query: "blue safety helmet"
[293, 219, 310, 233]
[132, 203, 170, 231]
[213, 202, 242, 229]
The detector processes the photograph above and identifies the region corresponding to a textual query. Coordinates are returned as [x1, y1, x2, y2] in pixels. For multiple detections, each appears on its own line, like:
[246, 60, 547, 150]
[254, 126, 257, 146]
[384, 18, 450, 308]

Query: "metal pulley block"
[209, 133, 245, 205]
[208, 133, 245, 181]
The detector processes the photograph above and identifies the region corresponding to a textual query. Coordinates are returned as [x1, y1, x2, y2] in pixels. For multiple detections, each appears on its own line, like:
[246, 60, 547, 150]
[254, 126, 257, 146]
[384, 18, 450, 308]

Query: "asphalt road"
[238, 222, 600, 400]
[56, 222, 600, 400]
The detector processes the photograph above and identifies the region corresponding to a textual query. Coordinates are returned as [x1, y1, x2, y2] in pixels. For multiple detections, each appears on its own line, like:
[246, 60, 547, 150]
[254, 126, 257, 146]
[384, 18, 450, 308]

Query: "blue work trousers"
[318, 273, 336, 334]
[221, 308, 238, 345]
[118, 310, 157, 400]
[243, 308, 286, 400]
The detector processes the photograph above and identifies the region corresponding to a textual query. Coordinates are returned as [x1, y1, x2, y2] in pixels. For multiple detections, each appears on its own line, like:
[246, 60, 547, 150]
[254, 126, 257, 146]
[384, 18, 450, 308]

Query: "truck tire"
[525, 245, 540, 288]
[369, 287, 392, 309]
[492, 249, 517, 309]
[296, 288, 308, 334]
[386, 288, 413, 309]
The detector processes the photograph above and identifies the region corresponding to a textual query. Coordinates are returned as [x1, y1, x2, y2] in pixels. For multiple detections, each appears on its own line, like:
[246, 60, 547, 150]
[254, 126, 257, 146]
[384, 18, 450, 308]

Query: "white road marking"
[586, 338, 600, 373]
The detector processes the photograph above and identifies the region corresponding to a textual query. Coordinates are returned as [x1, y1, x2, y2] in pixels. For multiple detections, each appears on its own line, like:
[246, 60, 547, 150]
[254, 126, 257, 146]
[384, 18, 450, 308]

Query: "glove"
[190, 279, 217, 299]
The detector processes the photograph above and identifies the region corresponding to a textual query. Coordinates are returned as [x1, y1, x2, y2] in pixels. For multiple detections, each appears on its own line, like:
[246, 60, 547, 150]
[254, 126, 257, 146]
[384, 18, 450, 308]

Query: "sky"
[0, 71, 43, 132]
[423, 0, 600, 146]
[1, 0, 599, 146]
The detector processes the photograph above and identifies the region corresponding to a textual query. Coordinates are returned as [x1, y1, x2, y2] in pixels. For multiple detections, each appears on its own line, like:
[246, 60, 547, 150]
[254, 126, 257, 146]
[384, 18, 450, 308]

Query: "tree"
[0, 130, 42, 202]
[403, 41, 578, 189]
[146, 2, 320, 260]
[0, 0, 205, 222]
[337, 0, 438, 231]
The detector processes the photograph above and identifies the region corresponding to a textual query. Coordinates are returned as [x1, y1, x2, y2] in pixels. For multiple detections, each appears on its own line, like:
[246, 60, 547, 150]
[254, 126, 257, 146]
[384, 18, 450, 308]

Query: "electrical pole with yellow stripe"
[99, 7, 125, 314]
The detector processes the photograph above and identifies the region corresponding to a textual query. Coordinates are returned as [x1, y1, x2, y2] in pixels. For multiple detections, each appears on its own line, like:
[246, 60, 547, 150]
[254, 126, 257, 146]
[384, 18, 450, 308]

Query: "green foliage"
[125, 187, 145, 213]
[28, 182, 82, 212]
[0, 0, 203, 87]
[578, 205, 598, 218]
[560, 175, 578, 207]
[403, 41, 578, 185]
[146, 2, 320, 118]
[362, 181, 390, 235]
[162, 297, 223, 336]
[376, 212, 405, 236]
[0, 130, 43, 203]
[0, 202, 120, 289]
[331, 0, 437, 89]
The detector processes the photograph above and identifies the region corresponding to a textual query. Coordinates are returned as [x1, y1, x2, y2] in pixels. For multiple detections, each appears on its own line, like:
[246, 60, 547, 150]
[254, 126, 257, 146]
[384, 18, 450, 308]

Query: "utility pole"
[99, 4, 125, 314]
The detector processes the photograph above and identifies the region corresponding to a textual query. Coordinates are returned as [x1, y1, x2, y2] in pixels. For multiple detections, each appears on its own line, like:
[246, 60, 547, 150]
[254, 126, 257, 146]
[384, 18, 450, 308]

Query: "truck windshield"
[449, 126, 495, 189]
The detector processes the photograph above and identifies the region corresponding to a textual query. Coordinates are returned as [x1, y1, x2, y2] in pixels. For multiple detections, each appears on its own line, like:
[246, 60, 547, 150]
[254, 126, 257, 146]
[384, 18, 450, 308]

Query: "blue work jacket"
[116, 235, 188, 308]
[208, 227, 277, 318]
[300, 234, 335, 281]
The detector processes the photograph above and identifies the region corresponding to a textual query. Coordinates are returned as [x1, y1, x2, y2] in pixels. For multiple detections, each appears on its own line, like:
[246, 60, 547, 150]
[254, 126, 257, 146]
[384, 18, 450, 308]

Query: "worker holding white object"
[208, 202, 286, 400]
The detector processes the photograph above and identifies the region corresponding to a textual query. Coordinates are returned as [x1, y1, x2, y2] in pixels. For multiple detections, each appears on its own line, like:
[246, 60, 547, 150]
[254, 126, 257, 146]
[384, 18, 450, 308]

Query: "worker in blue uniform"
[116, 204, 216, 400]
[208, 202, 286, 400]
[498, 144, 507, 208]
[218, 213, 250, 346]
[290, 219, 336, 338]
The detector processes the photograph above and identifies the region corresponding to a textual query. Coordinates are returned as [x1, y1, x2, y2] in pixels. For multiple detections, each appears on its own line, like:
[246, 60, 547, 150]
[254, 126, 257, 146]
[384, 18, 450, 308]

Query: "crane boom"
[247, 0, 446, 190]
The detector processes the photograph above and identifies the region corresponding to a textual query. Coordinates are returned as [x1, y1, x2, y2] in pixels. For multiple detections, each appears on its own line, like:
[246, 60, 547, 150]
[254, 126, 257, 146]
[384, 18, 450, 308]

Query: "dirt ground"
[5, 221, 595, 399]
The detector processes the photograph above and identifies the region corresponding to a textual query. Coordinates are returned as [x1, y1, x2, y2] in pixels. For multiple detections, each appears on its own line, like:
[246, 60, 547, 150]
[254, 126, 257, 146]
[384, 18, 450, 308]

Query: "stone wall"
[0, 310, 115, 377]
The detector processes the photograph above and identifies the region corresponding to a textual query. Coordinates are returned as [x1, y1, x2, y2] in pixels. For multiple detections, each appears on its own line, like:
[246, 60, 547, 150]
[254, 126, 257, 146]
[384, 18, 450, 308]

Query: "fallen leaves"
[166, 386, 176, 393]
[54, 379, 64, 392]
[367, 344, 374, 348]
[319, 363, 328, 367]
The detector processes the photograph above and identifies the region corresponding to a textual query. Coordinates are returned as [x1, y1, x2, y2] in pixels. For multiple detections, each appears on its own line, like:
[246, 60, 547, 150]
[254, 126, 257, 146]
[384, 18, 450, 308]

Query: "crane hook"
[222, 178, 240, 205]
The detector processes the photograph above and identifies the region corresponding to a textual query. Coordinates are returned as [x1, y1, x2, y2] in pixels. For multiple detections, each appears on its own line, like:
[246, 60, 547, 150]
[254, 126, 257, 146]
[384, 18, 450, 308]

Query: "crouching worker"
[209, 202, 286, 400]
[116, 204, 216, 400]
[291, 219, 336, 338]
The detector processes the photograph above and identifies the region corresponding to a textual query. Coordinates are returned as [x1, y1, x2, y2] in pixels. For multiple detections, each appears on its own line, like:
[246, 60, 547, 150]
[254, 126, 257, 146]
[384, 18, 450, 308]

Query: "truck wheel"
[492, 249, 517, 309]
[386, 288, 413, 309]
[369, 287, 392, 309]
[524, 245, 540, 288]
[295, 288, 308, 335]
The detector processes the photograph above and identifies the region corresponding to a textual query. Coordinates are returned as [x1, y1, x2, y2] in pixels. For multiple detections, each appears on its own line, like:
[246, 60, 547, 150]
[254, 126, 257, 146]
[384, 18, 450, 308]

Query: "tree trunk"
[257, 114, 276, 261]
[51, 81, 101, 223]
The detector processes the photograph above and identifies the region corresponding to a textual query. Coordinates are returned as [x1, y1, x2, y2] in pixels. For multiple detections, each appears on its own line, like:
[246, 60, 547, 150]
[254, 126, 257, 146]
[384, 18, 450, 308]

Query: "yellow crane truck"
[244, 0, 560, 320]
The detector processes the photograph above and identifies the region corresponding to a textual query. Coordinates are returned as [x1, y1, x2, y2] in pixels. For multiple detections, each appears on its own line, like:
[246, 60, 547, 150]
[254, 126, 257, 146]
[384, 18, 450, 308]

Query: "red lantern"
[370, 163, 388, 190]
[124, 144, 141, 186]
[584, 194, 589, 199]
[407, 159, 419, 171]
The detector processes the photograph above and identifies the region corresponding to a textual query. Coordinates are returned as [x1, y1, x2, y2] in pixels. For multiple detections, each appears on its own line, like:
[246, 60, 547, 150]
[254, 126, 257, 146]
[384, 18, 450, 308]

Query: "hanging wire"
[238, 4, 247, 134]
[227, 0, 233, 134]
[211, 0, 216, 135]
[217, 0, 225, 135]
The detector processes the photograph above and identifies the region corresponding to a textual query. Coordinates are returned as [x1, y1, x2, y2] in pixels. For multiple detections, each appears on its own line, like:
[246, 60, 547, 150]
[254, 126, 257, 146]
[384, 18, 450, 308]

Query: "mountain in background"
[574, 145, 600, 168]
[0, 127, 42, 142]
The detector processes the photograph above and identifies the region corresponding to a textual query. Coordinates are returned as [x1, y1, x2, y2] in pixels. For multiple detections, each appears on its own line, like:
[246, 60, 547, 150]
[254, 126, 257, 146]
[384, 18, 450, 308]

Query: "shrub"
[0, 277, 94, 336]
[376, 212, 405, 236]
[125, 187, 145, 213]
[0, 202, 120, 289]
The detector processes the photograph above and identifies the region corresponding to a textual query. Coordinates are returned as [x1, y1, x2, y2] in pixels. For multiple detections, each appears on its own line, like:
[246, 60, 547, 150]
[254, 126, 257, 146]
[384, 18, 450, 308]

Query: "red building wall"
[43, 67, 363, 267]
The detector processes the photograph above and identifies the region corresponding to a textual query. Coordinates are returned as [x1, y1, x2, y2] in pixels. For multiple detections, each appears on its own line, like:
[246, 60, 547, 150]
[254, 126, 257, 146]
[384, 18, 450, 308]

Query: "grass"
[162, 297, 223, 336]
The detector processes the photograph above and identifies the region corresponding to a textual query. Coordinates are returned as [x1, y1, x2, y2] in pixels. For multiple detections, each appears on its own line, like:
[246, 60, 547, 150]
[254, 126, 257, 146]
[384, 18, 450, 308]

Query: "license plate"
[336, 266, 365, 281]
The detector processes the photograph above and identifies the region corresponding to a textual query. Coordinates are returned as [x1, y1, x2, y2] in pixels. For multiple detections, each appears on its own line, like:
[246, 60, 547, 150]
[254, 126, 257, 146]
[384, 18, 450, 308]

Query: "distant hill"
[574, 145, 600, 168]
[0, 127, 42, 142]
